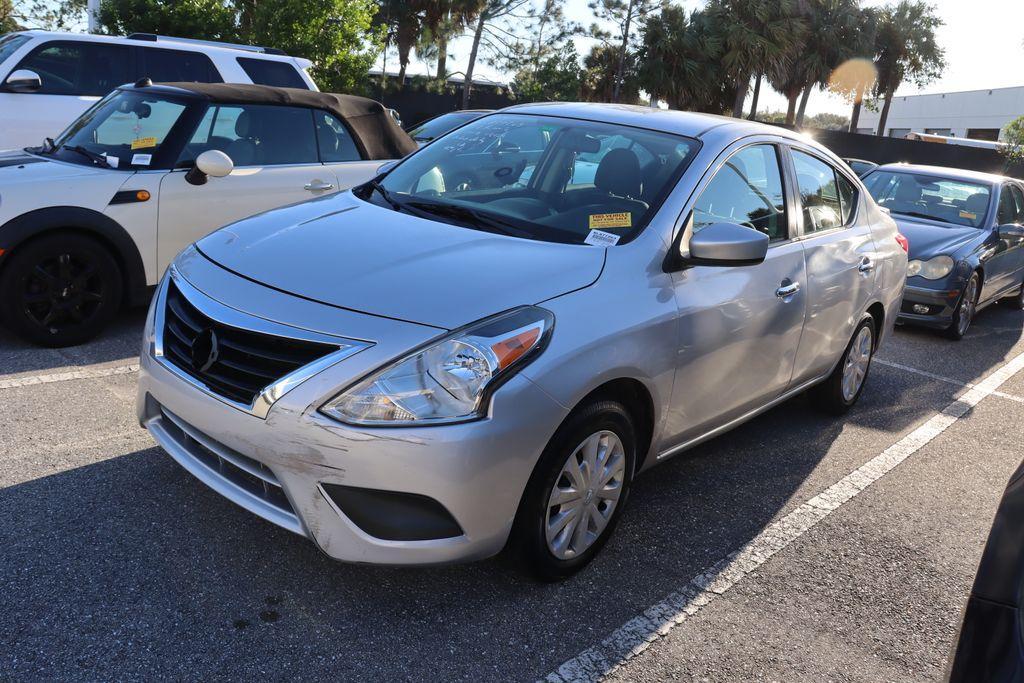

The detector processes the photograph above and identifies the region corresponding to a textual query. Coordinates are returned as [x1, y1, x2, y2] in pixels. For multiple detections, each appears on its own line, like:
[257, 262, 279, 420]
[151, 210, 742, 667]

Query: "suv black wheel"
[508, 400, 636, 581]
[811, 315, 876, 415]
[0, 232, 122, 347]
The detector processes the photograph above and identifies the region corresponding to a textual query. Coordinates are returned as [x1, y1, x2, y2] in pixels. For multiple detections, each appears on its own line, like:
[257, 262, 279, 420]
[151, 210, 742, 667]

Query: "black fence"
[793, 127, 1024, 180]
[369, 76, 516, 127]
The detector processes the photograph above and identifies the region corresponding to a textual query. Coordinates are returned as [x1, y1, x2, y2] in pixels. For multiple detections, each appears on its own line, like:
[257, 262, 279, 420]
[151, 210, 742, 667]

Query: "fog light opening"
[912, 304, 930, 315]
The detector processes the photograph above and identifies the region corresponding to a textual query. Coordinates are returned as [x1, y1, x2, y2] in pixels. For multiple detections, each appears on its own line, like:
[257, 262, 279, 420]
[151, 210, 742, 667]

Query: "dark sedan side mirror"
[998, 224, 1024, 240]
[684, 222, 770, 267]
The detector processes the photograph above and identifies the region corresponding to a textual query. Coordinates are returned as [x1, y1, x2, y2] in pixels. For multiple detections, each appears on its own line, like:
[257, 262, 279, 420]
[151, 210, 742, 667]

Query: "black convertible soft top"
[144, 82, 417, 160]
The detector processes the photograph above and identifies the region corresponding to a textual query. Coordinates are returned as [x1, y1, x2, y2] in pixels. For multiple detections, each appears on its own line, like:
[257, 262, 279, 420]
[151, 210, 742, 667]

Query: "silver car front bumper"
[137, 255, 569, 565]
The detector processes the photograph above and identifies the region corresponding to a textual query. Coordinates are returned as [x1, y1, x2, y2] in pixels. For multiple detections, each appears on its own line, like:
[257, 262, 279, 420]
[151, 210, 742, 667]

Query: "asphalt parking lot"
[3, 304, 1024, 682]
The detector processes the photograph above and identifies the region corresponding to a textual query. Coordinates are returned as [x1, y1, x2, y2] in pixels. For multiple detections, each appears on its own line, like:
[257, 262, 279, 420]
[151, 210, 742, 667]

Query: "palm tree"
[638, 6, 729, 112]
[707, 0, 805, 118]
[873, 0, 945, 136]
[421, 0, 479, 80]
[792, 0, 864, 126]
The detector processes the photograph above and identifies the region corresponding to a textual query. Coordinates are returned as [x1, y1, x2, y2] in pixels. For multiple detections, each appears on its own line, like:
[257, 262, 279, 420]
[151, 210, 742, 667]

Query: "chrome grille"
[162, 279, 338, 406]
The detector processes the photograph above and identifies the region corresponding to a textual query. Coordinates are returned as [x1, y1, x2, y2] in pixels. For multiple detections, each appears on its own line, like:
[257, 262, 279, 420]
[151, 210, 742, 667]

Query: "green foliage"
[97, 0, 381, 93]
[1003, 115, 1024, 164]
[2, 0, 18, 31]
[582, 42, 638, 103]
[511, 42, 582, 102]
[706, 0, 805, 87]
[874, 0, 945, 95]
[8, 0, 86, 29]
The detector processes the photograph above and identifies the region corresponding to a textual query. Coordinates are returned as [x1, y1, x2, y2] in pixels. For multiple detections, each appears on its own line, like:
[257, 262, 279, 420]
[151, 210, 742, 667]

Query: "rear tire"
[811, 315, 876, 416]
[945, 273, 979, 340]
[0, 232, 122, 347]
[507, 400, 636, 581]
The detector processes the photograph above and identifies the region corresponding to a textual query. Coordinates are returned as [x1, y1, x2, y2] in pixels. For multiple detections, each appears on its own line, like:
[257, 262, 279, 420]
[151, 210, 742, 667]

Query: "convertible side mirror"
[5, 69, 42, 93]
[683, 222, 769, 267]
[186, 150, 234, 186]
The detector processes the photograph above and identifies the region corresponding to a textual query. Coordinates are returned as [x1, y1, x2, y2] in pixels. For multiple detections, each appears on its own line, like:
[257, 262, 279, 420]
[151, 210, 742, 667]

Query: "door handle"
[858, 257, 875, 273]
[304, 181, 335, 192]
[776, 282, 801, 298]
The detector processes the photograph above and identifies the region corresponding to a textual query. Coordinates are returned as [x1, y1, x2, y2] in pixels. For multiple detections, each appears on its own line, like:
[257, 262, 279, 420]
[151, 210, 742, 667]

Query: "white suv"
[0, 82, 416, 346]
[0, 30, 317, 150]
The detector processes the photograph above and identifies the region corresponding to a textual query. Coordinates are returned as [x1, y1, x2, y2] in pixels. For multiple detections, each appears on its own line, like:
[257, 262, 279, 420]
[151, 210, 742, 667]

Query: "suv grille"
[163, 280, 338, 406]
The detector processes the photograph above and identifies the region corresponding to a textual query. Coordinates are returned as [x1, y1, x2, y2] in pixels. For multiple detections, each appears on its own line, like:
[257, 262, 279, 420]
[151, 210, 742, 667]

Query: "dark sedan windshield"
[364, 114, 700, 245]
[864, 170, 992, 228]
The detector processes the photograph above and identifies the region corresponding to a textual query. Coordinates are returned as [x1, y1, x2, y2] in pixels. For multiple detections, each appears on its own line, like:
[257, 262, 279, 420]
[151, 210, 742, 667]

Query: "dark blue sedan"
[863, 164, 1024, 339]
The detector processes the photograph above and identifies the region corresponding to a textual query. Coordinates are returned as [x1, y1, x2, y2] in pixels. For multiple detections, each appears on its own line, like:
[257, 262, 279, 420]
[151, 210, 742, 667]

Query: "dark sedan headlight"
[906, 255, 954, 280]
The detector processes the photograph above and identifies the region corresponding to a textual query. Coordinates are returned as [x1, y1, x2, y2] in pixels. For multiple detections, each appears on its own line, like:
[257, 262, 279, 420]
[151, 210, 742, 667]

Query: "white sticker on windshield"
[131, 153, 152, 166]
[584, 229, 620, 247]
[103, 154, 119, 168]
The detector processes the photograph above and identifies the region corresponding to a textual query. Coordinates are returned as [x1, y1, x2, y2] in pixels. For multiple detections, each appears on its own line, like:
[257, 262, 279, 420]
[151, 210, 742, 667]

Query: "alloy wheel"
[545, 430, 626, 560]
[957, 277, 978, 337]
[22, 252, 105, 333]
[841, 325, 874, 402]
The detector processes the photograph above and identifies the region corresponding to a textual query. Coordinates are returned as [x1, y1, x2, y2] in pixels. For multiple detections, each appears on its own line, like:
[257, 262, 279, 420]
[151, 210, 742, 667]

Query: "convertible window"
[181, 104, 318, 166]
[692, 144, 787, 241]
[863, 170, 992, 228]
[364, 114, 700, 245]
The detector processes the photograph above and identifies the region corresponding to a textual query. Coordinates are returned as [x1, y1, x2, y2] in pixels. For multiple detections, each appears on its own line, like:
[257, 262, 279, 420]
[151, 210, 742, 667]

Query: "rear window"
[236, 57, 308, 89]
[141, 47, 222, 83]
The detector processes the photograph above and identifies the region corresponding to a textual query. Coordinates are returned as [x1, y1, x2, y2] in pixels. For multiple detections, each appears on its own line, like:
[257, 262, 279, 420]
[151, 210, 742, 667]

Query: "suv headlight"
[320, 307, 554, 426]
[907, 255, 954, 280]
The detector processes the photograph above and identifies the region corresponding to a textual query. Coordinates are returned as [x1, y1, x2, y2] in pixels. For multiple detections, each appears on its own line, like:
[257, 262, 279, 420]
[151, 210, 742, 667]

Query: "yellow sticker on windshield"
[131, 137, 157, 150]
[589, 212, 632, 230]
[960, 210, 977, 220]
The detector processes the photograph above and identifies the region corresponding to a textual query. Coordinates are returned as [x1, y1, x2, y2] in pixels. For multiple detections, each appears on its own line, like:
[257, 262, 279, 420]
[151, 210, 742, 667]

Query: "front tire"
[945, 273, 979, 340]
[508, 400, 636, 581]
[0, 232, 122, 347]
[811, 315, 876, 415]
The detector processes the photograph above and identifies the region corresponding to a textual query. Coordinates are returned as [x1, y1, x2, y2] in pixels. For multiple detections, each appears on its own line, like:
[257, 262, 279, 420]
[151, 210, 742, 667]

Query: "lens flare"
[828, 58, 878, 102]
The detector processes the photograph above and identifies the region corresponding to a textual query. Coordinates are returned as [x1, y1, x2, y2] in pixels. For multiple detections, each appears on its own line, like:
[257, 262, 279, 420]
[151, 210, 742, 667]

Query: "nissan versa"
[137, 104, 908, 579]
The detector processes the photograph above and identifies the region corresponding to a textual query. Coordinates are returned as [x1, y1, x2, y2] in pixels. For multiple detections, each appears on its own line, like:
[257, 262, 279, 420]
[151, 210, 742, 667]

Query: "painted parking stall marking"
[545, 349, 1024, 683]
[875, 358, 1024, 404]
[0, 363, 139, 390]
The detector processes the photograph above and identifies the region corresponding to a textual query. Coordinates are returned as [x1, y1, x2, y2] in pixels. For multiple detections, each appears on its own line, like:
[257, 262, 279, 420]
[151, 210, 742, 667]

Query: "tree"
[873, 0, 945, 136]
[587, 0, 662, 103]
[2, 0, 18, 31]
[1003, 115, 1024, 166]
[581, 42, 638, 103]
[511, 42, 583, 102]
[461, 0, 530, 108]
[791, 0, 864, 126]
[706, 0, 805, 118]
[638, 6, 734, 113]
[8, 0, 85, 29]
[375, 0, 423, 84]
[98, 0, 381, 94]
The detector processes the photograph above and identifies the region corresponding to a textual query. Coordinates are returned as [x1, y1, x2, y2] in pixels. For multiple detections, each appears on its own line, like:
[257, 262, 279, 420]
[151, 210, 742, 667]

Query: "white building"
[857, 85, 1024, 141]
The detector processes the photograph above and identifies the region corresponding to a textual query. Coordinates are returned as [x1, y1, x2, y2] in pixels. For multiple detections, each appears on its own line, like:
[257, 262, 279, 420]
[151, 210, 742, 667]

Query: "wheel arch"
[570, 377, 656, 473]
[0, 207, 149, 306]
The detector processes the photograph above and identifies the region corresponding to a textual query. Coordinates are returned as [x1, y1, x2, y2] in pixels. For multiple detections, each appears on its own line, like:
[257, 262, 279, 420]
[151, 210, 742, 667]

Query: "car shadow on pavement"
[0, 308, 147, 377]
[0, 340, 981, 681]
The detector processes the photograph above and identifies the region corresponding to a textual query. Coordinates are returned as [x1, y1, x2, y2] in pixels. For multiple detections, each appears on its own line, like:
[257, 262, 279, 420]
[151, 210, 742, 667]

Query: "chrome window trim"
[153, 267, 372, 419]
[784, 144, 862, 237]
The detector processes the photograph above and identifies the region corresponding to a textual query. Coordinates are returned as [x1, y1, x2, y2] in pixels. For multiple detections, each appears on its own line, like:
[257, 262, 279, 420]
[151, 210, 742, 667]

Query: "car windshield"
[365, 113, 700, 245]
[0, 33, 30, 64]
[47, 90, 192, 170]
[407, 112, 485, 142]
[864, 170, 992, 228]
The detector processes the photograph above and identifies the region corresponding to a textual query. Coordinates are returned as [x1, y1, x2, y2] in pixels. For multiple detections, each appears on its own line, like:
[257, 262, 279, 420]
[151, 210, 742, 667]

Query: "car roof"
[872, 163, 1009, 185]
[125, 82, 418, 159]
[500, 102, 812, 143]
[12, 30, 301, 64]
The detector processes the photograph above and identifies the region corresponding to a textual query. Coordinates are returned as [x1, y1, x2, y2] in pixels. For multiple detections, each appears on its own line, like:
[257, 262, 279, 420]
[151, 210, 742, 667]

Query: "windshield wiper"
[61, 144, 111, 168]
[362, 178, 401, 210]
[401, 199, 532, 239]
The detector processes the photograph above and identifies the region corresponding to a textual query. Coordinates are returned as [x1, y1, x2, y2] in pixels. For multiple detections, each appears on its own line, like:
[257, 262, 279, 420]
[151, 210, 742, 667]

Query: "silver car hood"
[197, 193, 605, 330]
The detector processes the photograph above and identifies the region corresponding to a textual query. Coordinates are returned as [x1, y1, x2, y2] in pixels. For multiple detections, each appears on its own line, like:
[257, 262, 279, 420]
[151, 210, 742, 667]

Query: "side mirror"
[5, 69, 42, 93]
[685, 222, 769, 267]
[998, 224, 1024, 240]
[185, 150, 234, 186]
[376, 160, 398, 175]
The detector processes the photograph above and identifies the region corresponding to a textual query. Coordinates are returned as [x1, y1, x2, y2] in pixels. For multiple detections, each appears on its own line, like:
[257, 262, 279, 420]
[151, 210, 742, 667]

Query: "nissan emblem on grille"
[191, 328, 219, 372]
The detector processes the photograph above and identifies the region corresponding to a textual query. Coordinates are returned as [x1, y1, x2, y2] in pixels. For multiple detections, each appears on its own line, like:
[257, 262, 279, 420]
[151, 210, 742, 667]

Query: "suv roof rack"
[126, 33, 288, 56]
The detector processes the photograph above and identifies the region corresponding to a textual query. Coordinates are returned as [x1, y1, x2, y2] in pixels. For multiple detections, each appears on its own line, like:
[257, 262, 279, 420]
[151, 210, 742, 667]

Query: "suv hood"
[894, 216, 983, 260]
[197, 193, 605, 330]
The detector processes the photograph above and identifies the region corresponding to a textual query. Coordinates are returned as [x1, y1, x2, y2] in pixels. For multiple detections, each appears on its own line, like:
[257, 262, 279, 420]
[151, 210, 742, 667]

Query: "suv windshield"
[364, 113, 700, 245]
[47, 90, 194, 169]
[0, 33, 29, 64]
[864, 170, 992, 228]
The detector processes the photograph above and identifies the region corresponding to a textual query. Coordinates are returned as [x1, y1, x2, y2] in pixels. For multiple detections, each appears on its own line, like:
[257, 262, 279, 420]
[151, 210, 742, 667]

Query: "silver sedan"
[137, 104, 908, 579]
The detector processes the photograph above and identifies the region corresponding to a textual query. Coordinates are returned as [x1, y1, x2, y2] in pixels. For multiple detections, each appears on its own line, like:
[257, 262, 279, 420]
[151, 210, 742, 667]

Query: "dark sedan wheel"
[508, 400, 635, 581]
[946, 274, 979, 341]
[0, 233, 122, 347]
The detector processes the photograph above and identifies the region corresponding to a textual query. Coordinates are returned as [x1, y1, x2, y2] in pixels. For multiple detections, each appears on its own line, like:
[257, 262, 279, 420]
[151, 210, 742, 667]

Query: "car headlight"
[320, 307, 554, 425]
[908, 255, 954, 280]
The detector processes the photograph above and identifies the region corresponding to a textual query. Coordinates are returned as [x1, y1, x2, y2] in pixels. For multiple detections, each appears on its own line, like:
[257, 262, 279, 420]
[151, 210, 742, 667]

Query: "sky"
[394, 0, 1024, 118]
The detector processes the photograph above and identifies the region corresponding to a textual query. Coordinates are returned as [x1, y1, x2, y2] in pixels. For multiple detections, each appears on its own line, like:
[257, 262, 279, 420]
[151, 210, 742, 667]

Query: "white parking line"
[0, 363, 139, 390]
[875, 358, 1024, 405]
[544, 349, 1024, 683]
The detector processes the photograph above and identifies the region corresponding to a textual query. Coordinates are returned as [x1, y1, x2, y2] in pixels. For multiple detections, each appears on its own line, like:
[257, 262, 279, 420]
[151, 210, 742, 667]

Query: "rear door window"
[236, 57, 308, 89]
[140, 47, 222, 83]
[791, 150, 845, 233]
[15, 40, 130, 96]
[314, 111, 362, 162]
